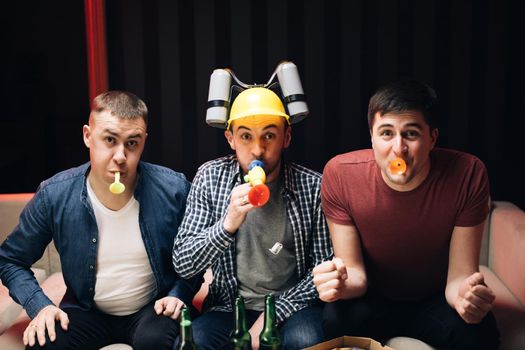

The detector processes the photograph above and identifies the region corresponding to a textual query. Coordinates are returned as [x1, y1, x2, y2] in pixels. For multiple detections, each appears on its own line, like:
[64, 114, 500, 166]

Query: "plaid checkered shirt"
[173, 154, 333, 322]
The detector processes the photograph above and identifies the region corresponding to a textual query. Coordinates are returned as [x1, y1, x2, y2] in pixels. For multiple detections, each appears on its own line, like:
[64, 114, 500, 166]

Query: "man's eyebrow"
[102, 129, 143, 139]
[376, 123, 394, 130]
[263, 124, 278, 130]
[102, 129, 119, 136]
[127, 133, 143, 139]
[236, 124, 278, 130]
[376, 123, 423, 130]
[405, 122, 423, 129]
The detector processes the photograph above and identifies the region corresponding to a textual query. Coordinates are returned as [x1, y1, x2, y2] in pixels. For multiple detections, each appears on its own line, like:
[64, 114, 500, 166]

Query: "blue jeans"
[323, 292, 500, 350]
[176, 305, 324, 350]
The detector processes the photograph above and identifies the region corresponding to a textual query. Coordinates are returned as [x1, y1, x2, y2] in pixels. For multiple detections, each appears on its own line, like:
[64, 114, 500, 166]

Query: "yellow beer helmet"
[227, 87, 290, 129]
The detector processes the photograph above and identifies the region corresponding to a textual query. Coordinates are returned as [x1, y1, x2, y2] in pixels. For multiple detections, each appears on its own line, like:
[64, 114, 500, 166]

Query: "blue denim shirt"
[0, 161, 201, 319]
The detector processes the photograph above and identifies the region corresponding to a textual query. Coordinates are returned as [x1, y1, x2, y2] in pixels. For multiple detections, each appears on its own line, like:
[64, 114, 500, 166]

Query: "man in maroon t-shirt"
[313, 79, 499, 349]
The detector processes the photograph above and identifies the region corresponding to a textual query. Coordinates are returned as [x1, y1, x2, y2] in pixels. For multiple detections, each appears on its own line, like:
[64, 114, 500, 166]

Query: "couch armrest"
[489, 201, 525, 307]
[0, 268, 47, 335]
[0, 193, 35, 242]
[1, 193, 62, 276]
[192, 268, 212, 312]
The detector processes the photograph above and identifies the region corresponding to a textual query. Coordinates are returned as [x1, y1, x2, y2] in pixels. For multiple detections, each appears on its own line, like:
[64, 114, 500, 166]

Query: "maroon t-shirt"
[322, 148, 489, 301]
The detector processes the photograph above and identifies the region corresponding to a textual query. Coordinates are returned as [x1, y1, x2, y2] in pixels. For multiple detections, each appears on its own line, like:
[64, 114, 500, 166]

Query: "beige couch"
[1, 194, 524, 349]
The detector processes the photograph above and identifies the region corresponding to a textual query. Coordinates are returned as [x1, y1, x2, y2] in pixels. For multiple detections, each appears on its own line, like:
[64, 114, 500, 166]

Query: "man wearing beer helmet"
[173, 62, 332, 350]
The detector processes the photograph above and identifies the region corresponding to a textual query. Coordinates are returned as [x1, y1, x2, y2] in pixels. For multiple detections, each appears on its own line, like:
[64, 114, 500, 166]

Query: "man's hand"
[154, 296, 186, 320]
[312, 257, 348, 302]
[455, 272, 495, 324]
[223, 183, 256, 234]
[248, 313, 264, 350]
[23, 305, 69, 347]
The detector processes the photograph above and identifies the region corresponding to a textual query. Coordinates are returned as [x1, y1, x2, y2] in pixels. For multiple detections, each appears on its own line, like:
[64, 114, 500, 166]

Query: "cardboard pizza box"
[304, 336, 394, 350]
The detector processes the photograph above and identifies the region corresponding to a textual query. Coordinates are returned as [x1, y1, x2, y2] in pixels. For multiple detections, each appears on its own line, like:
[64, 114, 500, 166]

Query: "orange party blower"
[243, 160, 270, 207]
[389, 158, 407, 175]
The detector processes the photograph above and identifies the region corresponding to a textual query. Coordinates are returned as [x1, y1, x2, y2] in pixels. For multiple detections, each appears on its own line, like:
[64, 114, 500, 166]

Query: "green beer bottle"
[259, 294, 282, 350]
[229, 296, 252, 350]
[177, 306, 198, 350]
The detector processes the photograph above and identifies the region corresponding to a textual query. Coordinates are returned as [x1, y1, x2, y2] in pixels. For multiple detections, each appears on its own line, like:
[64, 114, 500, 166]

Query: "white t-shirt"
[87, 181, 156, 316]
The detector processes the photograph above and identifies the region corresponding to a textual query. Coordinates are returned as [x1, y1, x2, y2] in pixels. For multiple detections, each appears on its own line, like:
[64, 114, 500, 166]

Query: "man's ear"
[430, 128, 439, 149]
[224, 129, 235, 150]
[82, 125, 91, 148]
[283, 125, 292, 149]
[369, 112, 378, 145]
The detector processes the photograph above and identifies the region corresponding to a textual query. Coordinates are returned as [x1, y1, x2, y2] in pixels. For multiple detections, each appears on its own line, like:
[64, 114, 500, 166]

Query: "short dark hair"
[367, 79, 438, 131]
[90, 90, 148, 124]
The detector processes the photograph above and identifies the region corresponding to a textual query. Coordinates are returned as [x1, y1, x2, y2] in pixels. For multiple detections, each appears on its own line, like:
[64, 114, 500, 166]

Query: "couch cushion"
[0, 193, 61, 275]
[192, 268, 212, 312]
[0, 268, 47, 350]
[1, 268, 47, 334]
[489, 202, 525, 307]
[481, 265, 525, 350]
[385, 336, 437, 350]
[0, 193, 34, 242]
[100, 344, 132, 350]
[479, 204, 492, 266]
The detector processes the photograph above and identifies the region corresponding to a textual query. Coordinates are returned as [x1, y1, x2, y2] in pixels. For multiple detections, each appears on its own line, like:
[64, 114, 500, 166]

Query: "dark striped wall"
[1, 0, 523, 210]
[105, 0, 524, 209]
[1, 2, 88, 192]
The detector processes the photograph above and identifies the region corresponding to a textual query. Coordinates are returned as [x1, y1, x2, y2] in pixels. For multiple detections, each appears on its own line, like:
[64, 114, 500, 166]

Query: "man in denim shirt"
[0, 91, 200, 350]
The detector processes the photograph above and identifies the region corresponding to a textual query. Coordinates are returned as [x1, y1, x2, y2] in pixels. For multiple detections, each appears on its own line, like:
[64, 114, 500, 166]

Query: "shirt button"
[89, 265, 94, 270]
[89, 287, 94, 292]
[92, 238, 97, 243]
